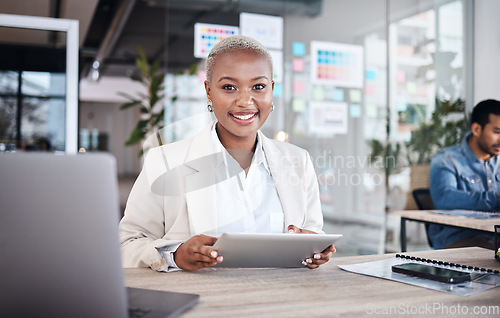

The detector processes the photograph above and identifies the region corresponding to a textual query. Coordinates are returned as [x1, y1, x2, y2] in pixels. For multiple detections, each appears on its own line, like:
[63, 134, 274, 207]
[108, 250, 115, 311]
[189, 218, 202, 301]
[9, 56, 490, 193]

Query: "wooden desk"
[125, 247, 500, 317]
[393, 210, 500, 252]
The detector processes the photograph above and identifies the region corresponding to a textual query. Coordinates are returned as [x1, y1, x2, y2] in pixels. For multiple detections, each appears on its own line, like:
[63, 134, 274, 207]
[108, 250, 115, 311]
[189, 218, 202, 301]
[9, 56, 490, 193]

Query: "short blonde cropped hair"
[205, 35, 273, 83]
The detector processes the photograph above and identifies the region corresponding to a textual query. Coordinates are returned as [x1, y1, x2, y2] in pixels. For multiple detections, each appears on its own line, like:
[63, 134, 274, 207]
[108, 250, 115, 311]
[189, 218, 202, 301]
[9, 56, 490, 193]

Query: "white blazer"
[119, 122, 323, 270]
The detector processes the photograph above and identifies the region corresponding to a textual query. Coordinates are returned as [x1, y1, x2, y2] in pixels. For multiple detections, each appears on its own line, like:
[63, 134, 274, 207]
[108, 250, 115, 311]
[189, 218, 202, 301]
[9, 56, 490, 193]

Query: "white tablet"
[211, 233, 342, 268]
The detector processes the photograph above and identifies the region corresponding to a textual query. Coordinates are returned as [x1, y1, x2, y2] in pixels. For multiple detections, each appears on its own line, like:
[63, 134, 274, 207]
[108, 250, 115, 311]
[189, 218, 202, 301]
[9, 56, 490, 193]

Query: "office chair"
[412, 188, 434, 247]
[412, 188, 435, 210]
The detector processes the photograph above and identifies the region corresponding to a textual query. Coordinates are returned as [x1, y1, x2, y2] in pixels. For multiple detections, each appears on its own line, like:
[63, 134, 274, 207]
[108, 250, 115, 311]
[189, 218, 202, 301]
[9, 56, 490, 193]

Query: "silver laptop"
[0, 153, 198, 318]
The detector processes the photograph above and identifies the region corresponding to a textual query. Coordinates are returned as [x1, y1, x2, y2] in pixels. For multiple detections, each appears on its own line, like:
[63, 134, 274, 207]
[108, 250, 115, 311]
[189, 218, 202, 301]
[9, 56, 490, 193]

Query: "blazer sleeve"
[119, 148, 185, 272]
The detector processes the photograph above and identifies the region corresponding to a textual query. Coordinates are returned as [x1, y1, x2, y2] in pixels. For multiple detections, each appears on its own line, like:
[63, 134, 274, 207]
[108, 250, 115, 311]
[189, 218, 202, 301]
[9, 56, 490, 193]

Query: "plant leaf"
[188, 63, 198, 75]
[138, 147, 146, 158]
[130, 74, 143, 83]
[136, 92, 148, 100]
[153, 108, 165, 126]
[136, 119, 149, 131]
[120, 101, 141, 110]
[125, 128, 146, 146]
[150, 95, 159, 109]
[117, 91, 139, 102]
[150, 60, 161, 77]
[151, 74, 164, 94]
[135, 46, 149, 78]
[137, 45, 147, 62]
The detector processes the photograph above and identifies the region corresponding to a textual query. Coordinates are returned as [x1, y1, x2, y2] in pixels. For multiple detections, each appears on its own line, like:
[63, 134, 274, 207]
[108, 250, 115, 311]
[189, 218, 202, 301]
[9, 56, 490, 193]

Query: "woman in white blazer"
[119, 35, 335, 272]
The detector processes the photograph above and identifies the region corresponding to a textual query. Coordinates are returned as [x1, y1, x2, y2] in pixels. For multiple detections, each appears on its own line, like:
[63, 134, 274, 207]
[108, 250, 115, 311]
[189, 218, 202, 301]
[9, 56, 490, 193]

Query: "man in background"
[429, 99, 500, 249]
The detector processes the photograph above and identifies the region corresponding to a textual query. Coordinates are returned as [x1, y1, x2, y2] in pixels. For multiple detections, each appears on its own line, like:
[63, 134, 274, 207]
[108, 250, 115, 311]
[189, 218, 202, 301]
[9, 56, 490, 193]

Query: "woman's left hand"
[287, 224, 336, 269]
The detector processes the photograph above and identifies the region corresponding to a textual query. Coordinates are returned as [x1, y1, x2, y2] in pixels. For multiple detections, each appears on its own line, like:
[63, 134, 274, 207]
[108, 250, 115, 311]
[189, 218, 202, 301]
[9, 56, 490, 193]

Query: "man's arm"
[429, 155, 499, 211]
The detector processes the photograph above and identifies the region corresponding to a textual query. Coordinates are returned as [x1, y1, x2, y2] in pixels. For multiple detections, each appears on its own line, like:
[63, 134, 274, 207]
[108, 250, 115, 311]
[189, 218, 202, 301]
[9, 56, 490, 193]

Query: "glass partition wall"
[160, 0, 470, 255]
[282, 0, 388, 255]
[0, 14, 78, 153]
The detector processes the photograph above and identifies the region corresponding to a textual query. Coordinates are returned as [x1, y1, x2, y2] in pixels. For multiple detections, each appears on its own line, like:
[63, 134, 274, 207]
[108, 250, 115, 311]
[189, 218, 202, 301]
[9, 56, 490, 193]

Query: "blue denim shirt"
[428, 132, 500, 249]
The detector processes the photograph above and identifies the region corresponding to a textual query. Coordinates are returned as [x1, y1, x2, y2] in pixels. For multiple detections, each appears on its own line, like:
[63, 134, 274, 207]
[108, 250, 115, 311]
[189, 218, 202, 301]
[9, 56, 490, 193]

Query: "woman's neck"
[216, 125, 257, 171]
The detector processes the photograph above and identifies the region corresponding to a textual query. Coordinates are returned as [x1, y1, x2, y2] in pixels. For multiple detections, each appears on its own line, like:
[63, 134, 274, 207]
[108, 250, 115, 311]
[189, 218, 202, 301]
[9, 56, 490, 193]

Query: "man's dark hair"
[471, 99, 500, 129]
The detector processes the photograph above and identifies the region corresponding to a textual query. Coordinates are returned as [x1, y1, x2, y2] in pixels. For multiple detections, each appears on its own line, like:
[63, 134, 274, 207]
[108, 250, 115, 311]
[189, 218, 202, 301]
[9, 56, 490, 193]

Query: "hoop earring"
[270, 103, 275, 112]
[207, 100, 213, 112]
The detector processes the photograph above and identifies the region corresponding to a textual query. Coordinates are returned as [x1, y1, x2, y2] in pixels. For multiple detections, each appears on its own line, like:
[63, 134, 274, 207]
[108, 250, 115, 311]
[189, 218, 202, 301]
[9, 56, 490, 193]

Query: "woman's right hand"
[173, 234, 223, 271]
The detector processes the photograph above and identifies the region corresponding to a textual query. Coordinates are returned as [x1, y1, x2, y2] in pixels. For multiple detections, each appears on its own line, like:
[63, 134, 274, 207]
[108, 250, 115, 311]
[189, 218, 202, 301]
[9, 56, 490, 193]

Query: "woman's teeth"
[232, 113, 256, 120]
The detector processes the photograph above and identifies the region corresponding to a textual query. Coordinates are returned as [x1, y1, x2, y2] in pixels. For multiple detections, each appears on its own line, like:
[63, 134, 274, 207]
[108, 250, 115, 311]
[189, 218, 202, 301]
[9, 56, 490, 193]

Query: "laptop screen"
[0, 153, 128, 317]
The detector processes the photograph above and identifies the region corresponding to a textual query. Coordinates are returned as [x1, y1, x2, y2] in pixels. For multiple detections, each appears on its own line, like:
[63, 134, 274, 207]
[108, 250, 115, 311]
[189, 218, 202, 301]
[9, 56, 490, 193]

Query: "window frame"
[0, 14, 79, 153]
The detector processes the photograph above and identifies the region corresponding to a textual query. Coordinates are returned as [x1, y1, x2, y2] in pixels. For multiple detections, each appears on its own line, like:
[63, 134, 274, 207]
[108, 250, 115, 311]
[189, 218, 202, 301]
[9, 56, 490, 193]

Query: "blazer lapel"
[182, 126, 306, 235]
[260, 132, 305, 230]
[183, 123, 221, 236]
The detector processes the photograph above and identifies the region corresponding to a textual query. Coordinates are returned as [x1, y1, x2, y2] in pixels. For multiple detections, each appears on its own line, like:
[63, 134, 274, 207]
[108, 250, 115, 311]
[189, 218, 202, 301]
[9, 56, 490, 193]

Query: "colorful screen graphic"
[194, 23, 239, 58]
[310, 41, 364, 88]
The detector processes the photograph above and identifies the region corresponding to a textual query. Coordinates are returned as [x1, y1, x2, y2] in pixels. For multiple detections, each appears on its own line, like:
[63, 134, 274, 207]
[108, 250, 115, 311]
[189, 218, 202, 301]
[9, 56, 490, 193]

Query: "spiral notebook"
[339, 254, 500, 296]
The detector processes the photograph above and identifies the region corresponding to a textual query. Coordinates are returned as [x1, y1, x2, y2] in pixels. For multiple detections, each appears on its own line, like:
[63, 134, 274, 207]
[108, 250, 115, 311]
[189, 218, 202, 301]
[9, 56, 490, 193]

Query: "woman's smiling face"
[204, 50, 274, 150]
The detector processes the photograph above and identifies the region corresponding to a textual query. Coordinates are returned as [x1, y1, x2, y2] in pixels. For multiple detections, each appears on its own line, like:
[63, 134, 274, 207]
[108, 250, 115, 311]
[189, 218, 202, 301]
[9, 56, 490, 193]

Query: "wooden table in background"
[125, 247, 500, 317]
[393, 210, 500, 252]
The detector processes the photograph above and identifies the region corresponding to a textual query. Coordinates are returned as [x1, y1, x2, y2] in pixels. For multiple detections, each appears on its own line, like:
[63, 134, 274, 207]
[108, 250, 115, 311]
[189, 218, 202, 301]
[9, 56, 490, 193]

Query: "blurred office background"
[1, 0, 499, 256]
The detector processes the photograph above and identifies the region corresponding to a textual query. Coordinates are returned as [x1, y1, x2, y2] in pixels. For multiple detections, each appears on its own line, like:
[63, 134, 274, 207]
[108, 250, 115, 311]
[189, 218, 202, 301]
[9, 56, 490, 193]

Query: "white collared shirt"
[210, 123, 285, 234]
[160, 123, 284, 269]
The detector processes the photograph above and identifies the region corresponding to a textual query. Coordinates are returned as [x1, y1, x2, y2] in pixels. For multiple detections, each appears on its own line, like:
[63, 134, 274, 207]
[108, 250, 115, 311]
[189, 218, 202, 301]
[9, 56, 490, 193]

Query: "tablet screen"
[212, 233, 342, 268]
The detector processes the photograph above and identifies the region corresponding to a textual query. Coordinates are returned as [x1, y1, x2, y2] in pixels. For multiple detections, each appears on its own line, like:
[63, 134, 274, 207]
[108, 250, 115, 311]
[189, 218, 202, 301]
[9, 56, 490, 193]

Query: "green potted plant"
[119, 46, 172, 157]
[406, 97, 469, 165]
[404, 97, 469, 209]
